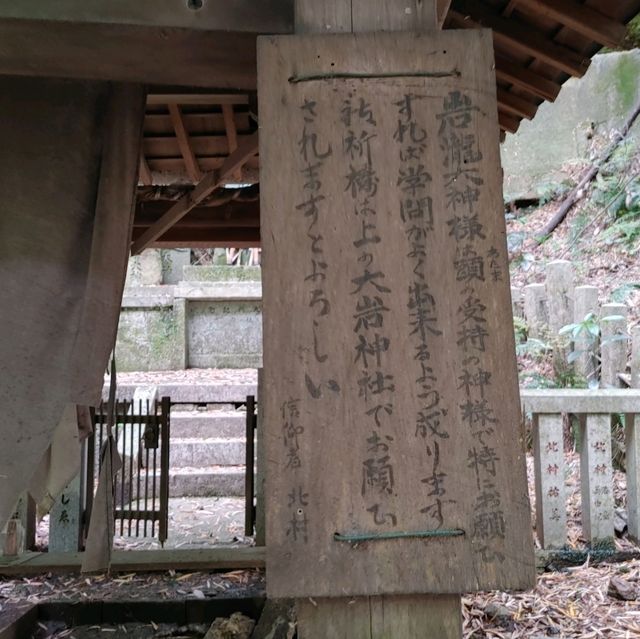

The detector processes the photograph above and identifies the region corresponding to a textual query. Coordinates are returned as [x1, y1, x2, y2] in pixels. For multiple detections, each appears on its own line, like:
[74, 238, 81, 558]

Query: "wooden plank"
[498, 110, 520, 134]
[517, 0, 627, 49]
[0, 546, 265, 576]
[0, 21, 259, 89]
[437, 0, 453, 28]
[144, 112, 251, 136]
[495, 54, 561, 102]
[139, 153, 153, 186]
[0, 1, 292, 34]
[351, 0, 437, 31]
[131, 226, 260, 248]
[298, 595, 462, 639]
[130, 132, 259, 254]
[147, 94, 250, 106]
[259, 30, 535, 599]
[532, 415, 567, 549]
[168, 103, 202, 182]
[449, 2, 590, 77]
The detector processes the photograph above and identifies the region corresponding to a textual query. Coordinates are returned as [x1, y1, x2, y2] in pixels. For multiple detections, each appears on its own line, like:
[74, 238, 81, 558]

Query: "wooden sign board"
[258, 30, 536, 598]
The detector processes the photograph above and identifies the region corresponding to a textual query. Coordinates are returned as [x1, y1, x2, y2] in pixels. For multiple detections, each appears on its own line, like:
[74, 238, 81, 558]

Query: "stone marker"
[573, 285, 599, 382]
[580, 414, 614, 543]
[533, 415, 567, 549]
[0, 492, 35, 556]
[49, 475, 82, 552]
[546, 260, 574, 333]
[600, 303, 628, 388]
[523, 283, 548, 339]
[627, 326, 640, 541]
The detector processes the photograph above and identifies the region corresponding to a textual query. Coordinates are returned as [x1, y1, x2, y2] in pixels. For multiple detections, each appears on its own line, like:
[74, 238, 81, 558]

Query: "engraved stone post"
[573, 285, 599, 383]
[600, 303, 628, 388]
[532, 414, 566, 549]
[0, 492, 36, 556]
[580, 414, 614, 544]
[626, 326, 640, 540]
[523, 283, 548, 339]
[511, 286, 523, 318]
[546, 260, 574, 372]
[49, 475, 82, 552]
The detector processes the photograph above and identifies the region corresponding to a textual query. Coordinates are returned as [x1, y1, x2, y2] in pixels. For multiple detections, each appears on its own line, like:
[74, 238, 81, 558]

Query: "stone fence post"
[546, 260, 574, 370]
[523, 283, 547, 339]
[600, 303, 628, 388]
[573, 285, 599, 383]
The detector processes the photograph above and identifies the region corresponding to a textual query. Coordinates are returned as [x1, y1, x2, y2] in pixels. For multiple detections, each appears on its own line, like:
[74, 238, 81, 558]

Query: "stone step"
[169, 410, 246, 438]
[169, 465, 245, 498]
[171, 437, 246, 467]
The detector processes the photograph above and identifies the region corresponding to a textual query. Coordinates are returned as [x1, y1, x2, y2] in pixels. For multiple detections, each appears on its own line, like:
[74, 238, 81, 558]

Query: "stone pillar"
[49, 476, 82, 552]
[546, 260, 574, 372]
[523, 283, 548, 339]
[510, 286, 523, 318]
[532, 415, 567, 549]
[126, 249, 163, 286]
[580, 414, 614, 544]
[173, 297, 188, 369]
[573, 285, 599, 383]
[161, 248, 191, 284]
[600, 303, 628, 388]
[626, 326, 640, 541]
[0, 492, 36, 556]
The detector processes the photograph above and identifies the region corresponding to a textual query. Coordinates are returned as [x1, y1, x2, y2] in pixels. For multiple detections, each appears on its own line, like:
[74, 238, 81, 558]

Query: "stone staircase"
[169, 407, 247, 497]
[104, 377, 257, 499]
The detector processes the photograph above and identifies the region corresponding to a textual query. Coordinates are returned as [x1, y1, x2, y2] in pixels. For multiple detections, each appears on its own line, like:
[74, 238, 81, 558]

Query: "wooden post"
[532, 414, 567, 549]
[291, 2, 450, 637]
[255, 368, 266, 546]
[1, 492, 36, 557]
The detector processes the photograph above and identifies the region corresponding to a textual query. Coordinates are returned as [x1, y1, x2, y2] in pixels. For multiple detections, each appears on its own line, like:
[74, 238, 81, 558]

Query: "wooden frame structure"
[1, 1, 632, 250]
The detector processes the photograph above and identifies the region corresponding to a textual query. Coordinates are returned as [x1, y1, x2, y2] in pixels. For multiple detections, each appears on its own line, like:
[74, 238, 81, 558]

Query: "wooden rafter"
[168, 103, 202, 183]
[494, 54, 561, 102]
[130, 131, 259, 255]
[497, 88, 537, 120]
[498, 111, 520, 134]
[515, 0, 627, 49]
[449, 3, 590, 77]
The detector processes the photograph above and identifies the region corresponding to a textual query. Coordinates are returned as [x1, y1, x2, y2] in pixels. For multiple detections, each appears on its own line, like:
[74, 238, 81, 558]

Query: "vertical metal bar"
[152, 407, 158, 538]
[136, 399, 142, 537]
[144, 399, 150, 538]
[245, 395, 256, 537]
[128, 401, 134, 536]
[117, 401, 124, 536]
[159, 396, 171, 545]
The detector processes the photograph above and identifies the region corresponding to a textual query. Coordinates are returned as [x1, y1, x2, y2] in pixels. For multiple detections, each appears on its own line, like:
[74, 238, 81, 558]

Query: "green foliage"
[611, 282, 640, 303]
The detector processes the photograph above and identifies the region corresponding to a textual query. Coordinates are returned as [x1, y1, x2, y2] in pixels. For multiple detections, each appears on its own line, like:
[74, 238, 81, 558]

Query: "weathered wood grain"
[259, 29, 535, 598]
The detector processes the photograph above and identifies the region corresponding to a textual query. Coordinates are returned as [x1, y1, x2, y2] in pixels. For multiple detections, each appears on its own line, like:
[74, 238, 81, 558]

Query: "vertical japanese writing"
[341, 93, 398, 527]
[393, 93, 454, 529]
[438, 90, 505, 562]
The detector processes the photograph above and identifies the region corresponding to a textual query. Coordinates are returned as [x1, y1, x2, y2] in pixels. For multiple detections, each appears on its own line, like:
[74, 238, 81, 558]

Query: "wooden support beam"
[497, 88, 538, 120]
[449, 2, 590, 77]
[498, 110, 520, 134]
[0, 21, 259, 89]
[134, 199, 260, 228]
[130, 131, 258, 255]
[138, 153, 153, 186]
[130, 226, 260, 248]
[168, 103, 202, 183]
[516, 0, 627, 49]
[437, 0, 453, 28]
[147, 94, 250, 106]
[222, 104, 242, 182]
[495, 54, 561, 102]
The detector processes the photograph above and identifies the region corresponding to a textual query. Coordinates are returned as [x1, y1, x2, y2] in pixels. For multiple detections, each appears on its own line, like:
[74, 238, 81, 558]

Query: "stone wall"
[116, 259, 262, 371]
[501, 50, 640, 202]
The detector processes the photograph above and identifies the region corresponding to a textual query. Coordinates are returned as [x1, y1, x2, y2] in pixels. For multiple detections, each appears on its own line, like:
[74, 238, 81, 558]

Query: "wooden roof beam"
[147, 94, 249, 106]
[222, 104, 242, 182]
[449, 2, 590, 77]
[168, 103, 202, 183]
[495, 54, 561, 102]
[515, 0, 627, 49]
[498, 110, 520, 134]
[130, 131, 259, 255]
[437, 0, 453, 28]
[497, 88, 537, 120]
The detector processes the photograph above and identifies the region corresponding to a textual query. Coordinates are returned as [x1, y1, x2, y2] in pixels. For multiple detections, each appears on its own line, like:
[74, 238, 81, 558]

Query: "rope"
[334, 529, 465, 543]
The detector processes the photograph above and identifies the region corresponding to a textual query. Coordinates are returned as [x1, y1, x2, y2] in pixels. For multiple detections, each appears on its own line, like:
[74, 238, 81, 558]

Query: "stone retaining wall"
[116, 265, 262, 371]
